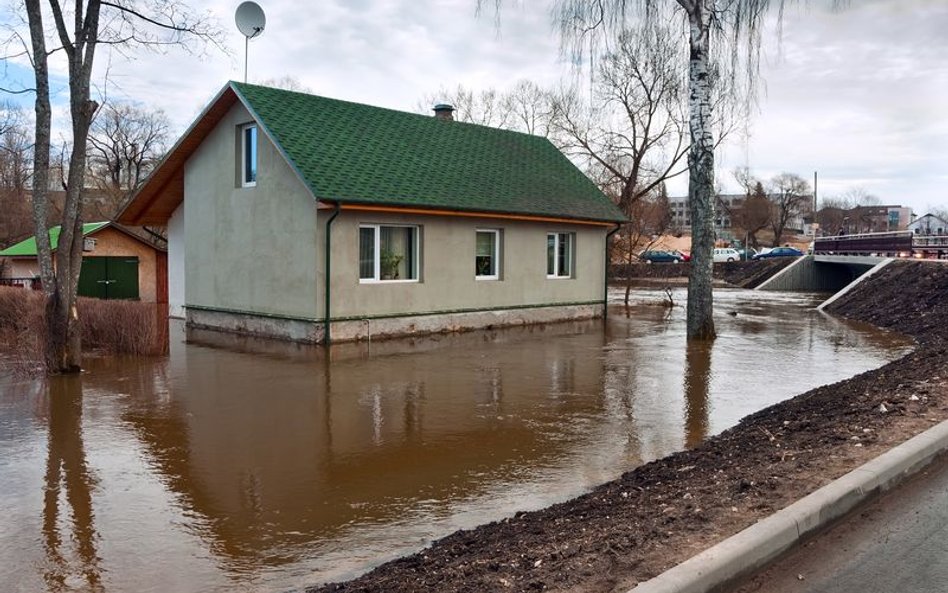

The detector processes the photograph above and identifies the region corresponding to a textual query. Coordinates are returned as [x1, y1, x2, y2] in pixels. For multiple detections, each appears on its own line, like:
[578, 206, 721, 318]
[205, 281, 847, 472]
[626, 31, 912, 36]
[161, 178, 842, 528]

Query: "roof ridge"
[230, 80, 551, 143]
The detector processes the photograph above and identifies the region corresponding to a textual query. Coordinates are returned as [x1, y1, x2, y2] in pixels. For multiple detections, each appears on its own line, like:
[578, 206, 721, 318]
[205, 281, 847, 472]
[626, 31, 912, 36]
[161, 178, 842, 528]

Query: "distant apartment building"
[814, 204, 914, 235]
[669, 193, 813, 236]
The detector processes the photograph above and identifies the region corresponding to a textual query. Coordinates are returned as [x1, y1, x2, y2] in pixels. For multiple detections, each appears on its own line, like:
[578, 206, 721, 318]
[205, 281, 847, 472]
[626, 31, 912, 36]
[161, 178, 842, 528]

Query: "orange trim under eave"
[337, 204, 619, 227]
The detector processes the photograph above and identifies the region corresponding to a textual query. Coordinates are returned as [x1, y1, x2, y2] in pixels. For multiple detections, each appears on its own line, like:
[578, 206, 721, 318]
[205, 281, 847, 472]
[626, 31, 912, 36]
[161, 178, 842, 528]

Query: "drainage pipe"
[604, 223, 622, 318]
[324, 203, 342, 345]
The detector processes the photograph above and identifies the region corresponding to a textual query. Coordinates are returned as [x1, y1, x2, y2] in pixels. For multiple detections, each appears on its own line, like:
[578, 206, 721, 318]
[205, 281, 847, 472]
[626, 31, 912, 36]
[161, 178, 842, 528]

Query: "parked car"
[712, 248, 741, 263]
[639, 250, 684, 264]
[736, 247, 758, 261]
[753, 246, 804, 260]
[675, 250, 692, 262]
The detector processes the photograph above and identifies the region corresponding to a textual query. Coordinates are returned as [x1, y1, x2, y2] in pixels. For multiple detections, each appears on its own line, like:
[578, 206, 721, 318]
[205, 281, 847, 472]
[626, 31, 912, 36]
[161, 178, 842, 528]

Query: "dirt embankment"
[310, 260, 948, 593]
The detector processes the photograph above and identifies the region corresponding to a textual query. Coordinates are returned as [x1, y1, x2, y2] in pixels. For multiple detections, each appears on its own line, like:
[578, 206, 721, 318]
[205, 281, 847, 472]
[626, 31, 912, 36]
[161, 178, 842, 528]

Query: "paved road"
[733, 454, 948, 593]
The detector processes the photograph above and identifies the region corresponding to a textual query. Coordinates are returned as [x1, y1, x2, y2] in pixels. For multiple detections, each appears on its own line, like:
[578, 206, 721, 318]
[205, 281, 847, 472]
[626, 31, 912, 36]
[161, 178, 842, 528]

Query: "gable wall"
[318, 210, 608, 319]
[184, 102, 319, 319]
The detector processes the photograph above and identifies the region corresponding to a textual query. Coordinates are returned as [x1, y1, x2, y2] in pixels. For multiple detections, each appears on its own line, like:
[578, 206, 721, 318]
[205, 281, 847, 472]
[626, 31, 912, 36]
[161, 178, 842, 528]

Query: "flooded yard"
[0, 288, 913, 593]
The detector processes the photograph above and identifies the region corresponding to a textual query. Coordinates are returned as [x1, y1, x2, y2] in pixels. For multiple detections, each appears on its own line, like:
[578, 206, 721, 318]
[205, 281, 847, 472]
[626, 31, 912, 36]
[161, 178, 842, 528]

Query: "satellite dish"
[235, 2, 266, 83]
[235, 1, 266, 39]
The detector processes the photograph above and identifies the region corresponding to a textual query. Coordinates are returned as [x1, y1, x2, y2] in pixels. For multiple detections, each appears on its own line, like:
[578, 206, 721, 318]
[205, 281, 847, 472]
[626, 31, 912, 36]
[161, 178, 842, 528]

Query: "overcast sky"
[3, 0, 946, 213]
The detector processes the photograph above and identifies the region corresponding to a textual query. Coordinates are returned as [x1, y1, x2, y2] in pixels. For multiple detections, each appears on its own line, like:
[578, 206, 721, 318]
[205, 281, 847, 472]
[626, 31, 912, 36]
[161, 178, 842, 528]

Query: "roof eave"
[116, 83, 240, 226]
[325, 199, 626, 226]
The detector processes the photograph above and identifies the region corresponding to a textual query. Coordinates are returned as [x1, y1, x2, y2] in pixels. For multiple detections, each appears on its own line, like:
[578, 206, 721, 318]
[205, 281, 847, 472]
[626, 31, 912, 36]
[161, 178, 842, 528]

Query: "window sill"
[475, 276, 500, 281]
[359, 279, 419, 284]
[546, 275, 573, 280]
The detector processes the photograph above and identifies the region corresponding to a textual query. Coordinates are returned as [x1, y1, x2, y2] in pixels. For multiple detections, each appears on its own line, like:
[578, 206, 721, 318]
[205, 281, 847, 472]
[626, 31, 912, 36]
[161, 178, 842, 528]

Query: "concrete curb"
[627, 419, 948, 593]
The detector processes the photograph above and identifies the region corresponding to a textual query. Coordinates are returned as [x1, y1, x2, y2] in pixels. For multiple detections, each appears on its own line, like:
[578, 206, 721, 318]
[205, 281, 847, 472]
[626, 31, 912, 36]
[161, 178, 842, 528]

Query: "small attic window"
[241, 123, 257, 187]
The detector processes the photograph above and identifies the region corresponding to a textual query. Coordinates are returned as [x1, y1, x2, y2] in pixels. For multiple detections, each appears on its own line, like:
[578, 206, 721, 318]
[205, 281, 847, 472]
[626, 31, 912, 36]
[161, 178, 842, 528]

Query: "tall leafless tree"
[768, 172, 810, 246]
[0, 102, 33, 245]
[482, 0, 835, 340]
[87, 101, 170, 213]
[23, 0, 220, 373]
[547, 23, 689, 217]
[417, 84, 512, 128]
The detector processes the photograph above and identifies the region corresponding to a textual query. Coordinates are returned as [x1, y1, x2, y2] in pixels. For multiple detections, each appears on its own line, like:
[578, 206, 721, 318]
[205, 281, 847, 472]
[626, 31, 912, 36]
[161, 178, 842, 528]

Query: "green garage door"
[77, 256, 140, 300]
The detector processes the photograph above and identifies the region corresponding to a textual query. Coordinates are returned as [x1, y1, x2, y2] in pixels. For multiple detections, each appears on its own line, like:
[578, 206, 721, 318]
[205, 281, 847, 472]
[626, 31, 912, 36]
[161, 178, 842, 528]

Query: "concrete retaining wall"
[756, 256, 863, 292]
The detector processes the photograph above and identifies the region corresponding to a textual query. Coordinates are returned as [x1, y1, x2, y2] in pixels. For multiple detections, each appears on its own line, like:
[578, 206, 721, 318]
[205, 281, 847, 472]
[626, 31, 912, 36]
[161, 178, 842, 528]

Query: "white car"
[712, 248, 740, 263]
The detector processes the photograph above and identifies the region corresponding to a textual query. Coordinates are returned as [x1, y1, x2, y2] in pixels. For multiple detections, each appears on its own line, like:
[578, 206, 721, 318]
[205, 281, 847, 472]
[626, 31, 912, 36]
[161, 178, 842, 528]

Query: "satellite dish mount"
[235, 1, 266, 83]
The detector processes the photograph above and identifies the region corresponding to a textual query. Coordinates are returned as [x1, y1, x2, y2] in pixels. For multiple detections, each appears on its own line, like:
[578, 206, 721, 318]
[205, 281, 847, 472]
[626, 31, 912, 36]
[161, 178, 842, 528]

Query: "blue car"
[639, 250, 684, 264]
[753, 246, 804, 260]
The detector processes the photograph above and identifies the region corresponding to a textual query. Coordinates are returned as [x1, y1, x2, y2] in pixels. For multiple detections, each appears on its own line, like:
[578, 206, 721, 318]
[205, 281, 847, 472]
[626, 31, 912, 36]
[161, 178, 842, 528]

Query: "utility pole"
[813, 171, 818, 213]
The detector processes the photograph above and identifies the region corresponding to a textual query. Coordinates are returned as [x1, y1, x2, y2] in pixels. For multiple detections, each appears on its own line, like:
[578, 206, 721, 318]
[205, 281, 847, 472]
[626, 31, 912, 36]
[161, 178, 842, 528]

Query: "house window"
[475, 229, 500, 279]
[546, 232, 573, 278]
[241, 123, 257, 187]
[359, 225, 419, 282]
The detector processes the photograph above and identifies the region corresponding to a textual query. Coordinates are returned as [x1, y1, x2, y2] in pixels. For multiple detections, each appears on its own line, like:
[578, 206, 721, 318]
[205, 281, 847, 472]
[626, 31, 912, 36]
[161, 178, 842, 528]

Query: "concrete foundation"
[186, 302, 604, 345]
[187, 306, 324, 343]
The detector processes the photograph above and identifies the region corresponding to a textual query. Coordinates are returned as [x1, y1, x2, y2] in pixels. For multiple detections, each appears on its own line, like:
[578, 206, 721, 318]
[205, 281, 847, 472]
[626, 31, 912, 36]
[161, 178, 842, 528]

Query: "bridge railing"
[813, 230, 914, 256]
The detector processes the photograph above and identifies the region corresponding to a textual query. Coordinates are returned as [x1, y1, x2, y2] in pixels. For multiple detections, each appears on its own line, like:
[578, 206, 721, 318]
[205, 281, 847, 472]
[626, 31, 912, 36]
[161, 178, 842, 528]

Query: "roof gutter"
[323, 202, 342, 345]
[604, 223, 622, 318]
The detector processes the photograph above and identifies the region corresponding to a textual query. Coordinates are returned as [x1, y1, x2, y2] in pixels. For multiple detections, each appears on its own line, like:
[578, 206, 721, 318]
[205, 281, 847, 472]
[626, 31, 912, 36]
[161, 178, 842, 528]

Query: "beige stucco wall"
[2, 258, 37, 279]
[316, 210, 609, 320]
[184, 102, 319, 320]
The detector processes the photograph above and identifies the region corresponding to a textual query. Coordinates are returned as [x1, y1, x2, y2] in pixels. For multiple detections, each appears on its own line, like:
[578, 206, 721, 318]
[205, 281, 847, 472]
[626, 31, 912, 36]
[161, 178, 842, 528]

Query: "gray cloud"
[10, 0, 944, 212]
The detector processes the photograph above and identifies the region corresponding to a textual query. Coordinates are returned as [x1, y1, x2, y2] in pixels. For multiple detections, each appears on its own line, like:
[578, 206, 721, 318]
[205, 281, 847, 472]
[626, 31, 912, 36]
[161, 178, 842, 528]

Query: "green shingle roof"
[232, 82, 625, 223]
[0, 222, 108, 256]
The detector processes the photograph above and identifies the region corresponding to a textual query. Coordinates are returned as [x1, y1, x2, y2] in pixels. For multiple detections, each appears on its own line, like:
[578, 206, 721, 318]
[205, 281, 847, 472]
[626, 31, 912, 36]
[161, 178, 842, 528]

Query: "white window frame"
[358, 224, 420, 284]
[546, 232, 574, 279]
[240, 123, 257, 188]
[475, 229, 500, 281]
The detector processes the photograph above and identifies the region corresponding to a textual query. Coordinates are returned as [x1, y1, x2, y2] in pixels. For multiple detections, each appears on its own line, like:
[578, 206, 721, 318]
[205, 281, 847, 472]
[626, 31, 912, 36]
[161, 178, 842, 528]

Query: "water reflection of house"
[117, 82, 624, 343]
[107, 327, 608, 567]
[0, 221, 167, 302]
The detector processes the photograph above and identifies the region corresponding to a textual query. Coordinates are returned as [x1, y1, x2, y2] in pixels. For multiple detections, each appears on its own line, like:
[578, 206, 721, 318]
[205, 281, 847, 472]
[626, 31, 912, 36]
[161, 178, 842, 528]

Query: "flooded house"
[118, 82, 624, 343]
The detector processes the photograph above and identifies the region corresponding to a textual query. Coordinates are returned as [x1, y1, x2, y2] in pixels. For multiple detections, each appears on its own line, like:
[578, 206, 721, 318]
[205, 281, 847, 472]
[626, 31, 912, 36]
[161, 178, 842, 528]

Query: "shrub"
[0, 286, 168, 374]
[79, 297, 168, 356]
[0, 286, 46, 373]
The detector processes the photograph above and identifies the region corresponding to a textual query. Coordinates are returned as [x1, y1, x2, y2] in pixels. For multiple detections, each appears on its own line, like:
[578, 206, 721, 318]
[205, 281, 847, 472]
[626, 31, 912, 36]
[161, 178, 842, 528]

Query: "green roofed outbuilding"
[0, 222, 167, 303]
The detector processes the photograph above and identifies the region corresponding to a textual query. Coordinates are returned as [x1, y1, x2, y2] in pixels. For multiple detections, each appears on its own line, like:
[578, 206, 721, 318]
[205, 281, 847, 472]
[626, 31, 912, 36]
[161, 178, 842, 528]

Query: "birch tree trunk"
[683, 1, 716, 340]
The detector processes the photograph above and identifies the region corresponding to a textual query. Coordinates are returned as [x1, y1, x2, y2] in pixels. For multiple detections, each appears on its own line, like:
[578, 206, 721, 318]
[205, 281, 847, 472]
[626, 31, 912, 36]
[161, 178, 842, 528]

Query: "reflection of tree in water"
[43, 376, 102, 592]
[683, 341, 712, 449]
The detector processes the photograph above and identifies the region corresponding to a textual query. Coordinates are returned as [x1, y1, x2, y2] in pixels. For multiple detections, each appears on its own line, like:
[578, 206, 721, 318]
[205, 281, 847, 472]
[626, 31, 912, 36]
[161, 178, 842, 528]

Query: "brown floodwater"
[0, 288, 913, 593]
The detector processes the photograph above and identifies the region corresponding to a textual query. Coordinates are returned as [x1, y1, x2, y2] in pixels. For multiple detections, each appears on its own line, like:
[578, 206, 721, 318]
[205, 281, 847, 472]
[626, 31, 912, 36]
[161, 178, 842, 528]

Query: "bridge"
[757, 231, 947, 299]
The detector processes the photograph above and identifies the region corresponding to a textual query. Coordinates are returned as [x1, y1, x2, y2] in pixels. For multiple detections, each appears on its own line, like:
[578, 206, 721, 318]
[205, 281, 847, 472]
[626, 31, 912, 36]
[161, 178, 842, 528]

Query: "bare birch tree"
[23, 0, 219, 373]
[481, 0, 832, 340]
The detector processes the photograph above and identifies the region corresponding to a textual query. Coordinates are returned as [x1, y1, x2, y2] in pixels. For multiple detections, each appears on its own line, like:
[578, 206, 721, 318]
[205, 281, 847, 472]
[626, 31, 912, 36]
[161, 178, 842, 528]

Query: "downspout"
[604, 223, 622, 318]
[324, 203, 342, 345]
